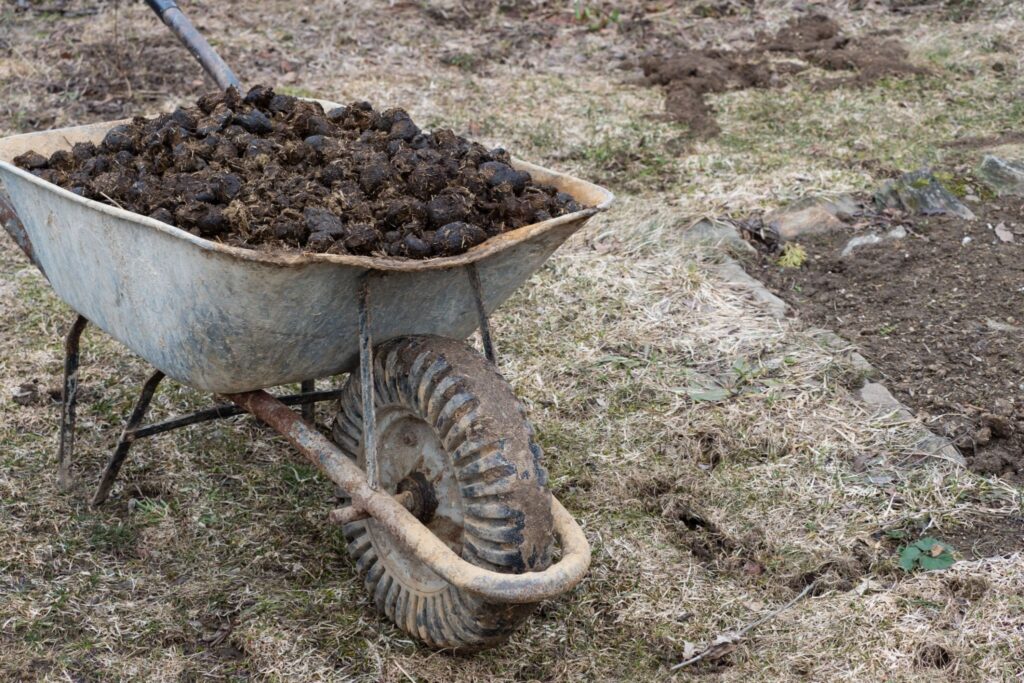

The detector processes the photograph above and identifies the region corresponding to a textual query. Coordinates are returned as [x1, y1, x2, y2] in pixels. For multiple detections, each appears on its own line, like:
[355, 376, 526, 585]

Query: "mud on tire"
[331, 335, 554, 651]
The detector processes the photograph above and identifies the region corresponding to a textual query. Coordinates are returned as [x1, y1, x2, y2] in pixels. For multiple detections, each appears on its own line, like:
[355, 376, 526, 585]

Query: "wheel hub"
[364, 406, 465, 593]
[396, 471, 439, 525]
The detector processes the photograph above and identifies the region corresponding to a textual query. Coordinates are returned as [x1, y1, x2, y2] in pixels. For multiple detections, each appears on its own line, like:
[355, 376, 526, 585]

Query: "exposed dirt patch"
[747, 199, 1024, 484]
[13, 86, 582, 258]
[640, 14, 927, 136]
[761, 15, 928, 90]
[941, 515, 1024, 559]
[640, 49, 786, 138]
[638, 476, 770, 578]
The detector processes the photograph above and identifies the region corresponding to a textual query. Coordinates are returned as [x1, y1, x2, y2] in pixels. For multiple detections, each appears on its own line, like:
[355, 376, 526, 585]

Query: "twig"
[99, 192, 124, 209]
[671, 582, 816, 671]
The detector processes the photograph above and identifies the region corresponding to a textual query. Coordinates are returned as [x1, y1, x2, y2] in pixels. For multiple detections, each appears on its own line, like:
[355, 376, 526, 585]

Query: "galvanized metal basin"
[0, 104, 613, 393]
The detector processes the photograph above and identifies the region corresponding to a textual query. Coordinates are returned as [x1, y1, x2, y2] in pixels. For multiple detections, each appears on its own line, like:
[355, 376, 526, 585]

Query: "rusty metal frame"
[48, 312, 344, 505]
[50, 292, 590, 601]
[81, 378, 344, 506]
[48, 306, 591, 602]
[92, 370, 165, 505]
[56, 315, 88, 489]
[87, 381, 344, 506]
[358, 274, 380, 490]
[467, 263, 497, 364]
[228, 389, 591, 603]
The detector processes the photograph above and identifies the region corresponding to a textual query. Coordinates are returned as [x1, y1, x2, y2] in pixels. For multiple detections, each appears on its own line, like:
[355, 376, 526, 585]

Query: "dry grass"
[1, 1, 1023, 681]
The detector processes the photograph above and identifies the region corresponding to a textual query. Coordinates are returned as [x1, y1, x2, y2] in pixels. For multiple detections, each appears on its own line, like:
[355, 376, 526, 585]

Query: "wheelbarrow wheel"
[331, 335, 554, 651]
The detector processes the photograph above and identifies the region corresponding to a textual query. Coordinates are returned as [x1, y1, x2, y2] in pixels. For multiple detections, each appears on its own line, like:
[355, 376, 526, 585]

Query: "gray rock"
[977, 155, 1024, 196]
[857, 382, 904, 409]
[856, 382, 966, 467]
[823, 194, 863, 220]
[785, 194, 863, 220]
[757, 195, 862, 242]
[840, 226, 907, 257]
[873, 170, 975, 220]
[765, 203, 845, 240]
[714, 258, 788, 318]
[682, 219, 755, 255]
[807, 328, 880, 383]
[986, 318, 1021, 333]
[914, 433, 968, 467]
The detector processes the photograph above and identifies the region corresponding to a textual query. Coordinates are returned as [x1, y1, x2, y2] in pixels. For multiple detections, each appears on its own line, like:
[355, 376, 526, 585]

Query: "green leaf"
[885, 529, 908, 540]
[919, 553, 955, 571]
[898, 537, 956, 572]
[898, 545, 922, 572]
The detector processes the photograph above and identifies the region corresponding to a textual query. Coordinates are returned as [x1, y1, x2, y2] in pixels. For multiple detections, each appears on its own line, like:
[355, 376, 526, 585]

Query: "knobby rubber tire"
[332, 335, 554, 651]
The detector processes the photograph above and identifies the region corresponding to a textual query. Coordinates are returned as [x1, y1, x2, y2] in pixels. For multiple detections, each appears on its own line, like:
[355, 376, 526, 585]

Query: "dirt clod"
[641, 14, 927, 137]
[13, 86, 582, 259]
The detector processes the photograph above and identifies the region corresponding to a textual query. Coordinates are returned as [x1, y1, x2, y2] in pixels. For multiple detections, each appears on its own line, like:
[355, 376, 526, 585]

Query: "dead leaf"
[930, 543, 945, 557]
[679, 641, 700, 660]
[11, 381, 38, 406]
[703, 634, 741, 662]
[995, 222, 1014, 243]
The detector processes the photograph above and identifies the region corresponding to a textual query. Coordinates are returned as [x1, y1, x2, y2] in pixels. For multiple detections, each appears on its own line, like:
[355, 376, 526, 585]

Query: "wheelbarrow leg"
[358, 275, 379, 490]
[57, 315, 89, 490]
[300, 379, 315, 422]
[467, 264, 497, 364]
[91, 370, 165, 506]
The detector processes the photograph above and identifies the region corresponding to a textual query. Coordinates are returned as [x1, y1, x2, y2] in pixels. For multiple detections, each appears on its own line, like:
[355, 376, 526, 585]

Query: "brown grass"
[1, 1, 1023, 681]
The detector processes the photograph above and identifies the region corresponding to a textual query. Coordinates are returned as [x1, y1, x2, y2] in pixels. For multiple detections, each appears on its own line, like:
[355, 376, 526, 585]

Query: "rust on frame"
[227, 389, 592, 604]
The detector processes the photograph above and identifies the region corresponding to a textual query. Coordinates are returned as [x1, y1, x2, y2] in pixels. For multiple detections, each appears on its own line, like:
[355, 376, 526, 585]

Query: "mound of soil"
[747, 200, 1024, 484]
[641, 14, 927, 137]
[13, 86, 582, 259]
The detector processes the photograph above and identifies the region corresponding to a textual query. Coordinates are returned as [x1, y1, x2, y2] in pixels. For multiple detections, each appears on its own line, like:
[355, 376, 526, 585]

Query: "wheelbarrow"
[0, 0, 613, 651]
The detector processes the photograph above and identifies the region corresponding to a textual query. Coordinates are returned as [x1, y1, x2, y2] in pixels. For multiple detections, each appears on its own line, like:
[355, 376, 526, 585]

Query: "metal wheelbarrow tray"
[0, 104, 613, 651]
[0, 112, 611, 393]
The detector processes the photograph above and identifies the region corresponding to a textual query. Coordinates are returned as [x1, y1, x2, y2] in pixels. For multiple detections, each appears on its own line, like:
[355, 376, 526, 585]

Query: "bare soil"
[4, 0, 1024, 679]
[13, 85, 581, 258]
[747, 200, 1024, 484]
[641, 14, 928, 136]
[940, 514, 1024, 559]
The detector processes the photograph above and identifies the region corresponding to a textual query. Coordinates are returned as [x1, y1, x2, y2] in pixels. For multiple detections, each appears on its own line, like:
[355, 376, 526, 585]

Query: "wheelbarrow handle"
[144, 0, 242, 92]
[229, 389, 592, 604]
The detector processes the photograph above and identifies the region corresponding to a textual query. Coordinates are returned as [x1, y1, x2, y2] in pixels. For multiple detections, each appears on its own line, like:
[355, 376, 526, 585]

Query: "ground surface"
[2, 0, 1024, 681]
[749, 200, 1024, 484]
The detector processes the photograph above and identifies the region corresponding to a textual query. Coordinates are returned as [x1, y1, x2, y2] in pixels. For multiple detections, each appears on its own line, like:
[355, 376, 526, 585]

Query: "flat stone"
[765, 204, 846, 240]
[986, 318, 1022, 333]
[977, 155, 1024, 196]
[873, 170, 975, 220]
[714, 258, 788, 318]
[807, 328, 880, 383]
[825, 194, 863, 220]
[857, 382, 966, 467]
[841, 233, 882, 256]
[840, 225, 907, 258]
[785, 194, 863, 219]
[857, 382, 905, 410]
[683, 218, 755, 255]
[914, 433, 968, 467]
